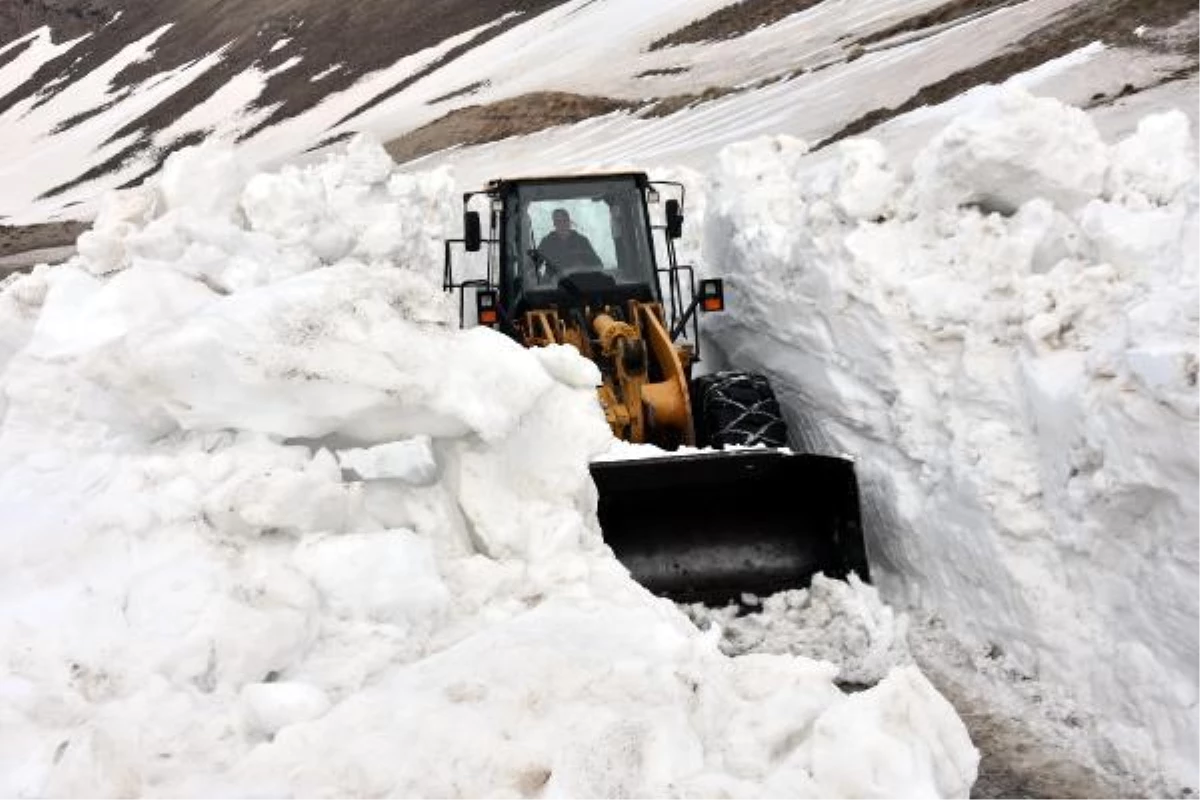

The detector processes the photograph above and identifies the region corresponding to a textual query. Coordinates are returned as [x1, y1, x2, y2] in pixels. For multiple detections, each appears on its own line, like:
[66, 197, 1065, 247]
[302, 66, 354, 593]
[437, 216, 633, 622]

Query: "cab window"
[510, 179, 656, 294]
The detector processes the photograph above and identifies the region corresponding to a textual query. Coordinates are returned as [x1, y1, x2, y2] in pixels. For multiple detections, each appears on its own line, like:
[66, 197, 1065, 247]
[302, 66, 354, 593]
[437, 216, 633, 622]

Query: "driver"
[536, 208, 602, 274]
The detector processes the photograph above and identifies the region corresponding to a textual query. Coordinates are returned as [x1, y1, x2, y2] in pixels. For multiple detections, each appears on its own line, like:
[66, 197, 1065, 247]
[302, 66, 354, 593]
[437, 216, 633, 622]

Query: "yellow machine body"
[445, 172, 870, 603]
[515, 300, 693, 447]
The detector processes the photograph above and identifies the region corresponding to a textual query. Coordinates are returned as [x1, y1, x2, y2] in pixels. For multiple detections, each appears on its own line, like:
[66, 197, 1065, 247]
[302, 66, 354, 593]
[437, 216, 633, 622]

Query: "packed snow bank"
[700, 88, 1198, 793]
[0, 137, 978, 797]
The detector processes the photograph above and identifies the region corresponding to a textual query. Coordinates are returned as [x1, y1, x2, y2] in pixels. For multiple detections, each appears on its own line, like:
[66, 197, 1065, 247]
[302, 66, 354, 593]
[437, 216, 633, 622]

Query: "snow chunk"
[1106, 110, 1196, 207]
[90, 264, 552, 444]
[834, 139, 901, 221]
[808, 667, 979, 799]
[533, 342, 602, 388]
[75, 186, 161, 276]
[0, 269, 51, 372]
[202, 446, 359, 537]
[160, 143, 249, 220]
[293, 531, 450, 626]
[913, 87, 1109, 214]
[342, 134, 395, 186]
[241, 681, 331, 736]
[241, 167, 327, 243]
[29, 265, 218, 358]
[337, 436, 438, 484]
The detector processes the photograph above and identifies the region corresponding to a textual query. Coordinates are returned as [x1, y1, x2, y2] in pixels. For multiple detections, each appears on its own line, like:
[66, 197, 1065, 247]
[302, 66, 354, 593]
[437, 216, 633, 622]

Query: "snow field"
[0, 138, 978, 796]
[697, 87, 1198, 792]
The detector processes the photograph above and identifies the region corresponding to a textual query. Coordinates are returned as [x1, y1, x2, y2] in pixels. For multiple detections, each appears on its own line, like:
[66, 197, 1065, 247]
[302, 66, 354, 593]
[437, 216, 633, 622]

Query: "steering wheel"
[527, 248, 562, 284]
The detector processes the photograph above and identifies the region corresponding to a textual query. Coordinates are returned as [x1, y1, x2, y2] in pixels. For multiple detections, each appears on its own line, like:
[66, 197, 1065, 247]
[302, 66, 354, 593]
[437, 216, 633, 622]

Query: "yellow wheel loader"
[444, 173, 868, 602]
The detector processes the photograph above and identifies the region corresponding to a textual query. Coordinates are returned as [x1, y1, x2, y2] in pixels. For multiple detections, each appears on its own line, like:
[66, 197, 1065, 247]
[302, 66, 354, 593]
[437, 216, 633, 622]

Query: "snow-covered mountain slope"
[0, 0, 1194, 222]
[0, 0, 566, 219]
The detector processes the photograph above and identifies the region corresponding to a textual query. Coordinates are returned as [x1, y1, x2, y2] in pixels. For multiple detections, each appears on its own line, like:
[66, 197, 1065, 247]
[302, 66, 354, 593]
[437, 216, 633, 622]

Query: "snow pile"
[0, 137, 979, 797]
[701, 88, 1198, 792]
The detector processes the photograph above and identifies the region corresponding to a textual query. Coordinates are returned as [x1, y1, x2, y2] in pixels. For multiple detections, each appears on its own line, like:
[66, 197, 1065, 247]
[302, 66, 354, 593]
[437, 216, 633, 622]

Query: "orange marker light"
[699, 278, 725, 313]
[476, 289, 499, 326]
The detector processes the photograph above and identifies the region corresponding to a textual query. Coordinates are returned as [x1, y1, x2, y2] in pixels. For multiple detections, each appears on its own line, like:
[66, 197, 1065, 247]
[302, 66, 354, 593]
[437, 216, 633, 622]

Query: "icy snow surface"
[0, 137, 978, 797]
[693, 88, 1198, 792]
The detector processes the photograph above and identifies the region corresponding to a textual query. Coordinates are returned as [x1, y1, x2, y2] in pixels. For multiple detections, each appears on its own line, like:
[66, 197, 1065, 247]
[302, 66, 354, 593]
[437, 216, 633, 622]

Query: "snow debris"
[682, 574, 911, 686]
[0, 135, 978, 797]
[336, 436, 439, 484]
[701, 86, 1198, 794]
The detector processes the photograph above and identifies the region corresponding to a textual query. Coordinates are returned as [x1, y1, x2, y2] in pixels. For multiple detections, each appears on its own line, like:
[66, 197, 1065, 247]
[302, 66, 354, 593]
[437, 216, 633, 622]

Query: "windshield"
[506, 178, 657, 298]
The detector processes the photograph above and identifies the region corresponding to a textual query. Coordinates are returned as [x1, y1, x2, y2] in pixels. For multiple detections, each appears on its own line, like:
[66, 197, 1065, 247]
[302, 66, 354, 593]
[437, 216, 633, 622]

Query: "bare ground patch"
[635, 65, 691, 78]
[385, 91, 636, 164]
[428, 81, 491, 105]
[856, 0, 1023, 48]
[386, 83, 771, 162]
[649, 0, 829, 51]
[0, 0, 114, 49]
[641, 85, 739, 118]
[0, 221, 88, 259]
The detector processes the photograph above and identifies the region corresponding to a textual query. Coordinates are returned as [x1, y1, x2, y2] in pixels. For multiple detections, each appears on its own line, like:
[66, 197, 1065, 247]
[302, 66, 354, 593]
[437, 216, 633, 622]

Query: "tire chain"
[700, 372, 788, 448]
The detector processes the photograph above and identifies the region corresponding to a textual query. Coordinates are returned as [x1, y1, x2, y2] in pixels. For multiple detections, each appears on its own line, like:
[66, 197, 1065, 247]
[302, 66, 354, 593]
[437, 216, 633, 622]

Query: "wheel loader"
[444, 172, 868, 602]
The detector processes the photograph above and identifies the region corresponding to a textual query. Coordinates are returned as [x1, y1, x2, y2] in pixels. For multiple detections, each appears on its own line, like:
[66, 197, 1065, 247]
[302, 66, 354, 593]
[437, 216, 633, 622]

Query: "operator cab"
[447, 171, 708, 347]
[493, 174, 661, 317]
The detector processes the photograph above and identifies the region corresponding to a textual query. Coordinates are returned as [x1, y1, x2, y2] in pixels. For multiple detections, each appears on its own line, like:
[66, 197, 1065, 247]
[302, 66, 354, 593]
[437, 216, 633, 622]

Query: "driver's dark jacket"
[537, 230, 602, 269]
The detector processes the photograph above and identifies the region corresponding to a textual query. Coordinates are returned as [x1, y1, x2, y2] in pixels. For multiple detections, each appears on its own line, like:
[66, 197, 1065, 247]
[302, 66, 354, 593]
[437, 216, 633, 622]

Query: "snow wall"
[697, 88, 1198, 791]
[0, 139, 978, 796]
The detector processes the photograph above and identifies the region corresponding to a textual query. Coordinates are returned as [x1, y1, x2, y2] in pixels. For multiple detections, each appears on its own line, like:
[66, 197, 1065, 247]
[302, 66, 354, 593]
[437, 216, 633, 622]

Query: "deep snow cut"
[0, 138, 977, 796]
[698, 87, 1198, 792]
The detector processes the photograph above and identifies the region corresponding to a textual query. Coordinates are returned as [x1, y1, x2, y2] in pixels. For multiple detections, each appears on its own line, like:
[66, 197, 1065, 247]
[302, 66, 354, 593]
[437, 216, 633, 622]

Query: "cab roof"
[483, 172, 650, 193]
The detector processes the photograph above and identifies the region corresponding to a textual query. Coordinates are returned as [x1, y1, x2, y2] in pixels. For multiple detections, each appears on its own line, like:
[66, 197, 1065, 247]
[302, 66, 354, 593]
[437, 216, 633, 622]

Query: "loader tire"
[692, 372, 789, 449]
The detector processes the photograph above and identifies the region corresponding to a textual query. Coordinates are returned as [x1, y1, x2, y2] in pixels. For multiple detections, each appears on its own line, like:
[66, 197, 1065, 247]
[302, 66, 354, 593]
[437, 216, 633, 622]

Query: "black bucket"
[591, 450, 868, 604]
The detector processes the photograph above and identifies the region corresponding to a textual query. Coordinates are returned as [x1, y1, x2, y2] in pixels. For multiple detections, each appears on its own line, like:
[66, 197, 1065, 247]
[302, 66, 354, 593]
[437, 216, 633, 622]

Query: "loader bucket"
[590, 450, 868, 604]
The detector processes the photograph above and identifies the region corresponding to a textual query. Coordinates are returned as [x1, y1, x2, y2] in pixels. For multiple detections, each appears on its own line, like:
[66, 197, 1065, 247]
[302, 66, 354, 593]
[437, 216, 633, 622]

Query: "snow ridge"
[701, 87, 1198, 793]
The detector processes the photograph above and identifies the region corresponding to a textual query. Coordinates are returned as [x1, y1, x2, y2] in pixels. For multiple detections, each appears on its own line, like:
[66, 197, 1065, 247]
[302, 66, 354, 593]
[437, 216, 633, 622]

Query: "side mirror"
[698, 278, 724, 313]
[476, 288, 498, 326]
[665, 199, 683, 239]
[464, 211, 482, 252]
